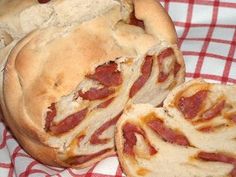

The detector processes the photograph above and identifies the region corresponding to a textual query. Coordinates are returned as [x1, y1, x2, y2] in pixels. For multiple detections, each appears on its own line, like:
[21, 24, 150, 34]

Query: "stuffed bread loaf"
[116, 79, 236, 177]
[0, 0, 184, 168]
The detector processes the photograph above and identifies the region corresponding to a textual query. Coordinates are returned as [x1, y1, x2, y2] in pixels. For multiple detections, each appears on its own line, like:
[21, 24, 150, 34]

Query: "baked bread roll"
[0, 0, 184, 168]
[0, 0, 121, 48]
[116, 79, 236, 177]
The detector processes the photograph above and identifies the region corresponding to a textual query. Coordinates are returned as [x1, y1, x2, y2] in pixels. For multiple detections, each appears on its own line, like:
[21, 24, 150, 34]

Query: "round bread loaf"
[0, 0, 184, 168]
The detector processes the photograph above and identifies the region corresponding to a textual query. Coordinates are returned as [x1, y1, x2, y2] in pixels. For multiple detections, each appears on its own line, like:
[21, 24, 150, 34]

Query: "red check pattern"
[0, 0, 236, 177]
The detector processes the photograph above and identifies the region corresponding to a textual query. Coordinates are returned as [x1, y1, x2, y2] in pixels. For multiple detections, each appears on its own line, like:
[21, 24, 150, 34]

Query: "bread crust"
[0, 0, 121, 44]
[133, 0, 177, 44]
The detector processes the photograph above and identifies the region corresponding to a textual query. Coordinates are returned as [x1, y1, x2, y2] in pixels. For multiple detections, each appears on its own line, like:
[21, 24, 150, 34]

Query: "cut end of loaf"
[116, 79, 236, 177]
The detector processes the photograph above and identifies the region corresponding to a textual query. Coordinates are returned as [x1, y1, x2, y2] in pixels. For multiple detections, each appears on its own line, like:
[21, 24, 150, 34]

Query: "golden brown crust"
[173, 45, 186, 82]
[0, 0, 35, 18]
[3, 30, 44, 141]
[133, 0, 178, 44]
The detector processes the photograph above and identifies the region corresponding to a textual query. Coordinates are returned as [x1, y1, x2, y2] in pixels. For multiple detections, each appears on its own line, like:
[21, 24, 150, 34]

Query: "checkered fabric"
[0, 0, 236, 177]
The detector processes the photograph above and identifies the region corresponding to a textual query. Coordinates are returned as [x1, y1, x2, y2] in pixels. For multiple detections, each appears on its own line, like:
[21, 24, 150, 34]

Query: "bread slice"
[115, 79, 236, 177]
[0, 0, 184, 168]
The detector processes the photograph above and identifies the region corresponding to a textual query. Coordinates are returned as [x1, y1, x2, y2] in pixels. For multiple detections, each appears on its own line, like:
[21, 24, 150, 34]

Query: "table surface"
[0, 0, 236, 177]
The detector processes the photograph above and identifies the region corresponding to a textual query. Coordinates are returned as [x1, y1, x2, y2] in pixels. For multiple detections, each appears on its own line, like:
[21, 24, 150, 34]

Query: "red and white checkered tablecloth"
[0, 0, 236, 177]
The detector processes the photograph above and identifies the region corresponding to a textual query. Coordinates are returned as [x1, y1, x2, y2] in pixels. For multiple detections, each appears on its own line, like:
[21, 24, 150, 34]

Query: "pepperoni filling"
[78, 87, 114, 101]
[157, 48, 175, 83]
[174, 62, 181, 76]
[123, 123, 157, 156]
[49, 108, 88, 135]
[38, 0, 50, 3]
[198, 151, 236, 177]
[198, 126, 214, 132]
[97, 97, 115, 109]
[148, 144, 158, 155]
[45, 62, 122, 134]
[197, 123, 227, 132]
[65, 148, 112, 165]
[129, 11, 145, 29]
[87, 62, 122, 87]
[77, 135, 86, 146]
[147, 119, 190, 146]
[129, 56, 153, 98]
[200, 100, 225, 121]
[90, 112, 122, 145]
[158, 48, 174, 64]
[79, 62, 122, 101]
[230, 114, 236, 123]
[158, 72, 169, 83]
[45, 103, 57, 131]
[123, 123, 140, 156]
[178, 90, 208, 119]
